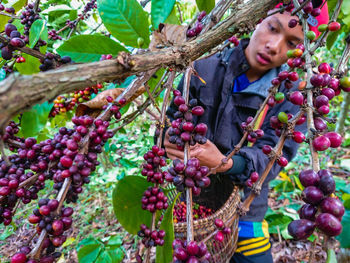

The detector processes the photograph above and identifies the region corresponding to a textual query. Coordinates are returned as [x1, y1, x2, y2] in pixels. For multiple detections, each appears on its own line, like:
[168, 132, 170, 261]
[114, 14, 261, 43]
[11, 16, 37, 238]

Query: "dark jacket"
[165, 39, 307, 221]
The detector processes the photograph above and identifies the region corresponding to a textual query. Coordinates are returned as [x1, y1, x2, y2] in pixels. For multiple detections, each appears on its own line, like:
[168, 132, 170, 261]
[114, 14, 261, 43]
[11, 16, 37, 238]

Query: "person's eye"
[288, 41, 297, 48]
[268, 23, 277, 32]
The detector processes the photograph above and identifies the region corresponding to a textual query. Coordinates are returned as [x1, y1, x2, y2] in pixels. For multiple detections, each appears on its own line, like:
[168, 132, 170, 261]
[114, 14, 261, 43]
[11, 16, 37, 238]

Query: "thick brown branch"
[0, 0, 278, 131]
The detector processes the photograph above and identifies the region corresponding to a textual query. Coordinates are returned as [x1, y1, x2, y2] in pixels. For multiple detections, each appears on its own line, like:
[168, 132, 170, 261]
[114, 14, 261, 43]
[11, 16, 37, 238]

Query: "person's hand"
[189, 140, 233, 173]
[164, 130, 233, 173]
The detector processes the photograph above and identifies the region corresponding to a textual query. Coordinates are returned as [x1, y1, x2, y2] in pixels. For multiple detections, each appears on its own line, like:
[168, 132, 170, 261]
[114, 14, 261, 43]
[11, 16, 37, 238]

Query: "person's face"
[245, 12, 304, 74]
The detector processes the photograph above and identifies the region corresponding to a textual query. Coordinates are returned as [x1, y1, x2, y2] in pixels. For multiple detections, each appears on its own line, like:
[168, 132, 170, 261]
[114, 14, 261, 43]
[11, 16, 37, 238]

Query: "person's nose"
[265, 35, 283, 55]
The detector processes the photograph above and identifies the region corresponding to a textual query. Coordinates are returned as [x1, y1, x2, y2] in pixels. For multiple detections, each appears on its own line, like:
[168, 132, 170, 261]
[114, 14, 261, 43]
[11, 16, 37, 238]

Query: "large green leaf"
[15, 53, 41, 75]
[195, 0, 215, 14]
[164, 5, 181, 25]
[151, 0, 176, 29]
[44, 5, 78, 24]
[326, 29, 342, 50]
[326, 249, 337, 263]
[29, 19, 48, 48]
[77, 243, 102, 263]
[95, 250, 112, 263]
[156, 193, 180, 263]
[57, 34, 128, 62]
[97, 0, 150, 48]
[20, 101, 53, 138]
[112, 176, 153, 234]
[336, 209, 350, 248]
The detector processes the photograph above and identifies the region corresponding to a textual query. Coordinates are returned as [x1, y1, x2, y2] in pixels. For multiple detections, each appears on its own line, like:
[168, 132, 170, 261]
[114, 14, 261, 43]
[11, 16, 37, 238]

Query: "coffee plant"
[0, 0, 349, 262]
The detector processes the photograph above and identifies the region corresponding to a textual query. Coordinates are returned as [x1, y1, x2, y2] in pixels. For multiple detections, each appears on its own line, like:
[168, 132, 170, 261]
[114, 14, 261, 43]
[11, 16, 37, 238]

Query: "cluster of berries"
[141, 146, 167, 184]
[245, 171, 259, 187]
[137, 224, 165, 248]
[173, 201, 214, 223]
[66, 0, 97, 29]
[11, 200, 72, 263]
[172, 239, 211, 262]
[186, 11, 206, 38]
[288, 169, 344, 240]
[168, 91, 208, 150]
[0, 4, 15, 13]
[1, 23, 26, 61]
[165, 158, 210, 195]
[48, 29, 62, 41]
[228, 36, 239, 46]
[51, 84, 103, 116]
[213, 218, 232, 243]
[240, 116, 264, 143]
[141, 186, 168, 213]
[166, 158, 210, 195]
[105, 96, 126, 120]
[20, 3, 41, 38]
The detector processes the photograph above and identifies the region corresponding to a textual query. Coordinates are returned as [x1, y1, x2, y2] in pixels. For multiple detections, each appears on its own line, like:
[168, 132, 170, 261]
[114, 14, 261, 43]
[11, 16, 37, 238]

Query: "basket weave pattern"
[173, 186, 241, 263]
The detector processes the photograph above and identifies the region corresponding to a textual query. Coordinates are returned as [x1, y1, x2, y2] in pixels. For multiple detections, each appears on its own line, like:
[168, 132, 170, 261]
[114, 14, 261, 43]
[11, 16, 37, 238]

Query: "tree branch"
[0, 0, 279, 131]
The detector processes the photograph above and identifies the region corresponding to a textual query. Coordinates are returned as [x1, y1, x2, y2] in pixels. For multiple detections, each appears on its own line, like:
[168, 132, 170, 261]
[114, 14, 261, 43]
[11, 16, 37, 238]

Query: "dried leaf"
[149, 23, 187, 51]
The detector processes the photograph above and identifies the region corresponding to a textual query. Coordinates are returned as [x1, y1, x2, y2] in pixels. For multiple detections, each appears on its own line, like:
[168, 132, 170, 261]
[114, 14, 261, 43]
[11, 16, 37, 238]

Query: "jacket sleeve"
[226, 83, 308, 185]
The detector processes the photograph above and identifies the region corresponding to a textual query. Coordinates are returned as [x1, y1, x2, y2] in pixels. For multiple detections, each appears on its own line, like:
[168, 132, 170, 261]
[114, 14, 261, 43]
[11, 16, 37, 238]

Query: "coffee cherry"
[292, 131, 305, 143]
[288, 19, 298, 28]
[214, 218, 224, 228]
[318, 24, 328, 32]
[299, 204, 317, 221]
[302, 186, 324, 205]
[318, 63, 331, 74]
[277, 156, 288, 167]
[250, 172, 259, 183]
[11, 253, 27, 263]
[328, 22, 341, 32]
[316, 213, 342, 236]
[324, 132, 342, 148]
[288, 219, 315, 240]
[214, 231, 224, 242]
[262, 145, 272, 155]
[288, 72, 299, 81]
[306, 31, 316, 41]
[320, 197, 345, 219]
[312, 136, 330, 151]
[299, 170, 320, 187]
[289, 91, 304, 105]
[278, 112, 288, 124]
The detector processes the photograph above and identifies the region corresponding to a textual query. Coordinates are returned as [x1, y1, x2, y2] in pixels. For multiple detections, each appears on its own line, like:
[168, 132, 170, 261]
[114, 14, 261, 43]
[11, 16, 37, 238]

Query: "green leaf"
[326, 29, 341, 50]
[195, 0, 215, 14]
[265, 214, 293, 234]
[57, 34, 128, 62]
[326, 249, 337, 263]
[29, 19, 48, 48]
[112, 176, 153, 234]
[151, 0, 176, 29]
[20, 101, 53, 138]
[97, 0, 150, 48]
[44, 5, 78, 24]
[106, 248, 124, 263]
[95, 250, 113, 263]
[107, 235, 123, 249]
[156, 192, 180, 263]
[164, 5, 180, 25]
[15, 53, 41, 75]
[336, 209, 350, 248]
[341, 0, 350, 15]
[77, 243, 103, 263]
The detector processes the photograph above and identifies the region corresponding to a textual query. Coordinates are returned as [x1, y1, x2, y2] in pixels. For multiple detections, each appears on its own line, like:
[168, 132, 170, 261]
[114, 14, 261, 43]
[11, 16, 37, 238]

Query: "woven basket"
[173, 186, 241, 263]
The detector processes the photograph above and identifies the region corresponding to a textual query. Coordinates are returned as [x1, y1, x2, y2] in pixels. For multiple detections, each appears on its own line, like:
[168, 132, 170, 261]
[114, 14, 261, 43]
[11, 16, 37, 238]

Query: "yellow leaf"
[278, 171, 291, 182]
[62, 237, 75, 248]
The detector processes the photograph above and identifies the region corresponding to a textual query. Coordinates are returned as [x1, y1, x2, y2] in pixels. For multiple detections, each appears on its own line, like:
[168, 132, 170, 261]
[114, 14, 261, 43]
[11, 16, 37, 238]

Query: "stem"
[0, 35, 45, 60]
[291, 0, 312, 16]
[157, 71, 176, 148]
[239, 110, 305, 214]
[211, 82, 283, 174]
[0, 11, 20, 19]
[183, 66, 194, 243]
[0, 139, 10, 165]
[294, 0, 320, 172]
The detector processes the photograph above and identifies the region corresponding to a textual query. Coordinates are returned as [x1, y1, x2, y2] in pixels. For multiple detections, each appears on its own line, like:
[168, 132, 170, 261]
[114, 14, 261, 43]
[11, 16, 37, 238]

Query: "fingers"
[166, 147, 185, 160]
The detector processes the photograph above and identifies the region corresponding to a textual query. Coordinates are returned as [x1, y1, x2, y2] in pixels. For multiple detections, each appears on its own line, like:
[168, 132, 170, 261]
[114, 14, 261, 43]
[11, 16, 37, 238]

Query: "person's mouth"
[256, 52, 271, 65]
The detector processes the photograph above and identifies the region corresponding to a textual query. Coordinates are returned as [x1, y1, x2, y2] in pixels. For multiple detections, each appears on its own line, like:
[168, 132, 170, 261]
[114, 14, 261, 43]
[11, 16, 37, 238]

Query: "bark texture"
[0, 0, 279, 130]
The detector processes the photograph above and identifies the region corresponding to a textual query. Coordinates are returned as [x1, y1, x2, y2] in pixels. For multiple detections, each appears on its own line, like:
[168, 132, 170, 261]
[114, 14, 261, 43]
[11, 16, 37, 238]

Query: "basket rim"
[174, 185, 240, 229]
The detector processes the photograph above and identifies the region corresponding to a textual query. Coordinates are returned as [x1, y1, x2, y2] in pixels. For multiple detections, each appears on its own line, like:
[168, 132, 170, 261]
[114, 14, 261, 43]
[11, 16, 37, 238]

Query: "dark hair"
[312, 0, 323, 8]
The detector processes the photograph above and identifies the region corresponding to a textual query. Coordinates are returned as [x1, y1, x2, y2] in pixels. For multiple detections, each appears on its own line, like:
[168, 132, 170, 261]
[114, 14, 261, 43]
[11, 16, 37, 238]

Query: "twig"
[34, 0, 41, 13]
[0, 35, 45, 60]
[157, 71, 176, 148]
[309, 0, 343, 53]
[0, 139, 10, 165]
[0, 11, 20, 19]
[183, 65, 195, 243]
[144, 83, 162, 115]
[291, 0, 312, 16]
[176, 2, 183, 24]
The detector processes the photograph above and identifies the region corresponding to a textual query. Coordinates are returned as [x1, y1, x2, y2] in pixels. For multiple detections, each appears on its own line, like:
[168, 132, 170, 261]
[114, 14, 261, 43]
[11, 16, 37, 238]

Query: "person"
[163, 1, 329, 262]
